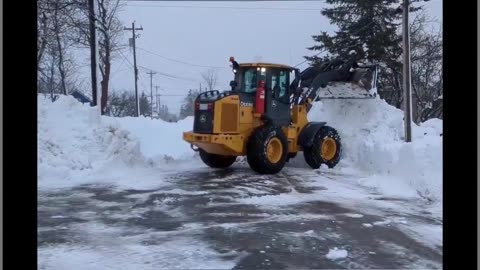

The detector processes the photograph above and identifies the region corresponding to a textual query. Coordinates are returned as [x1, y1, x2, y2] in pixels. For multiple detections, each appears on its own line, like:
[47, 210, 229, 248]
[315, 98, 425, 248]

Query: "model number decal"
[240, 102, 253, 107]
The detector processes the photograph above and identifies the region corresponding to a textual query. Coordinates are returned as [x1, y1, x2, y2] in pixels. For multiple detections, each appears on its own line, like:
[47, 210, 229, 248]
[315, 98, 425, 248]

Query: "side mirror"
[229, 80, 238, 90]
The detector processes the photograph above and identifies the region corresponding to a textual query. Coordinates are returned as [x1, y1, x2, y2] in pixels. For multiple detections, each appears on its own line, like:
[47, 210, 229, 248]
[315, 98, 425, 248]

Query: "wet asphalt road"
[38, 164, 442, 269]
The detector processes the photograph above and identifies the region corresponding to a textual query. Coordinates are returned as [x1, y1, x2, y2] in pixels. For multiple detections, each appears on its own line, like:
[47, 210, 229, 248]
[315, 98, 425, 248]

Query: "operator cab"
[229, 57, 295, 126]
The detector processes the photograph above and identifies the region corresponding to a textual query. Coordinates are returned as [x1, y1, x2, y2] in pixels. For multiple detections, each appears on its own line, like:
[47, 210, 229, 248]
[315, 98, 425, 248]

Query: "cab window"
[278, 70, 289, 103]
[241, 68, 257, 93]
[268, 69, 289, 104]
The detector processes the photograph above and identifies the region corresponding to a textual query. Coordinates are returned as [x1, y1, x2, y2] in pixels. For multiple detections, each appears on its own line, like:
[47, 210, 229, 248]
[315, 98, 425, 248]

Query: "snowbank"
[103, 115, 194, 162]
[306, 98, 442, 203]
[38, 96, 142, 185]
[38, 95, 196, 189]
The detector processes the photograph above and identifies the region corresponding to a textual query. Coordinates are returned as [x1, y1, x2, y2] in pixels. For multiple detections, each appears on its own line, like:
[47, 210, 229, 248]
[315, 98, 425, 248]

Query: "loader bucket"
[314, 64, 378, 99]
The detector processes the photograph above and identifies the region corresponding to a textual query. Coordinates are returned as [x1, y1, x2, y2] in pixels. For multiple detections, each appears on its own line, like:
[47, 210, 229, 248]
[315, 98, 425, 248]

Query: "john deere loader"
[183, 56, 378, 174]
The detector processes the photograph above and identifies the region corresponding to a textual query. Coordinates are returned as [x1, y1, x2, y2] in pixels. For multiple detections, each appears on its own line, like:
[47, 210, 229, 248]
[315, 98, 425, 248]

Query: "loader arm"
[290, 58, 379, 112]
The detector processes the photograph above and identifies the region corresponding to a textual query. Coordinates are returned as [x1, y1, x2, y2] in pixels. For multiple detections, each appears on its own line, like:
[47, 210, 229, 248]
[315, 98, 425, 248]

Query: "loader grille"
[193, 104, 213, 134]
[220, 103, 238, 133]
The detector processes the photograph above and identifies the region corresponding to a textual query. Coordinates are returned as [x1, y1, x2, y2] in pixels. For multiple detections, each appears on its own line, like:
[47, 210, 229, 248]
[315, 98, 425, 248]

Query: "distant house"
[70, 90, 92, 105]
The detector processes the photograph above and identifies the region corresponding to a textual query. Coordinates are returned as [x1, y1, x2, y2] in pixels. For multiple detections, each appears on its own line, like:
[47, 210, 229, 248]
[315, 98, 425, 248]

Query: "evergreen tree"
[108, 90, 137, 117]
[306, 0, 421, 108]
[179, 89, 201, 120]
[139, 92, 152, 117]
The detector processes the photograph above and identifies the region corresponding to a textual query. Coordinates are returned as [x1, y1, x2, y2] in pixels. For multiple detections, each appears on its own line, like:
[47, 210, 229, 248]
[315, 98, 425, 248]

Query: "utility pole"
[156, 94, 162, 116]
[154, 92, 162, 120]
[124, 21, 143, 117]
[155, 85, 160, 113]
[147, 70, 156, 119]
[87, 0, 100, 114]
[402, 0, 412, 142]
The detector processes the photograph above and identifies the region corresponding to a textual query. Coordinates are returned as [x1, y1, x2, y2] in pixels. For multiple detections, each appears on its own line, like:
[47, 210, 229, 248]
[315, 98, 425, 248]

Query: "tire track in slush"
[38, 164, 442, 269]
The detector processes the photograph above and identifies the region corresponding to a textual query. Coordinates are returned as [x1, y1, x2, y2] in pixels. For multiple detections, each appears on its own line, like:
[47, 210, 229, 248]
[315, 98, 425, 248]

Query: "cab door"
[264, 69, 291, 126]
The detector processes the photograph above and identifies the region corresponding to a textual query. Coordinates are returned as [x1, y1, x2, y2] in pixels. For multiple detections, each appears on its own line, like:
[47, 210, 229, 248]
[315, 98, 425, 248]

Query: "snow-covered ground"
[38, 94, 442, 269]
[326, 247, 348, 260]
[38, 234, 242, 270]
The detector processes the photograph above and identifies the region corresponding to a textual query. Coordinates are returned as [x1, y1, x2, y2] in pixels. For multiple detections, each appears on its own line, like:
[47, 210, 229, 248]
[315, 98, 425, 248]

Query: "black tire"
[286, 152, 297, 162]
[246, 125, 288, 174]
[303, 126, 342, 169]
[199, 149, 237, 168]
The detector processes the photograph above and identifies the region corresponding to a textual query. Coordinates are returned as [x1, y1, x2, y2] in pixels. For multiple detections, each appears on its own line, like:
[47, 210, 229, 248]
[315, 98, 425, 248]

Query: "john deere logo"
[199, 114, 207, 123]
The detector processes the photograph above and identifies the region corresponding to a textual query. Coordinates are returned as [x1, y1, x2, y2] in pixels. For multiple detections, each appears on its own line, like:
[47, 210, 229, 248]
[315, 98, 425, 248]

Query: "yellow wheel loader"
[183, 56, 378, 174]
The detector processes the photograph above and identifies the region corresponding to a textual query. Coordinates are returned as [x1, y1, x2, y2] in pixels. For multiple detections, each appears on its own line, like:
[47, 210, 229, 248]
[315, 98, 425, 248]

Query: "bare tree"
[37, 0, 82, 96]
[37, 10, 49, 67]
[376, 10, 442, 122]
[37, 0, 75, 66]
[48, 48, 58, 96]
[96, 0, 124, 114]
[57, 0, 124, 114]
[201, 68, 218, 91]
[38, 0, 57, 93]
[410, 11, 443, 122]
[51, 0, 68, 94]
[378, 69, 403, 109]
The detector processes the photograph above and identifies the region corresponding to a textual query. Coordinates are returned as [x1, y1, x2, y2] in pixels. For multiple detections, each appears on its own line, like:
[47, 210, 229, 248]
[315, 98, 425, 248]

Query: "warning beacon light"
[229, 56, 240, 72]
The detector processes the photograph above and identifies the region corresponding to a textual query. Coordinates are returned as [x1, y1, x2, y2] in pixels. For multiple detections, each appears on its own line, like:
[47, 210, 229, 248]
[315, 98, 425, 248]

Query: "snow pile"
[326, 247, 348, 260]
[38, 96, 145, 184]
[38, 95, 196, 188]
[307, 98, 442, 203]
[103, 115, 195, 162]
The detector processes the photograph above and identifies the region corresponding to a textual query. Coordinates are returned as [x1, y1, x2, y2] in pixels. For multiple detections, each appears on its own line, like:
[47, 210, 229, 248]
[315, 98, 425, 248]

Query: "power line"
[138, 66, 189, 80]
[125, 4, 326, 11]
[110, 68, 132, 79]
[111, 49, 155, 94]
[138, 65, 198, 82]
[137, 47, 228, 69]
[146, 70, 156, 118]
[111, 51, 129, 75]
[117, 47, 151, 113]
[120, 3, 385, 78]
[124, 0, 326, 1]
[293, 48, 327, 68]
[124, 21, 143, 117]
[124, 54, 189, 86]
[118, 49, 135, 69]
[149, 86, 199, 92]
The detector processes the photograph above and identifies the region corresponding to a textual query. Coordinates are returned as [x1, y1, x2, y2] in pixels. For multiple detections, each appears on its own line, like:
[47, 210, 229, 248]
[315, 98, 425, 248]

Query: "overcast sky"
[77, 1, 442, 114]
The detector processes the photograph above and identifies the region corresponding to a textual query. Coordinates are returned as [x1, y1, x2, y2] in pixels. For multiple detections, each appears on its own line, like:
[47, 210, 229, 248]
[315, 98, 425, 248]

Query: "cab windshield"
[240, 68, 265, 94]
[239, 67, 290, 103]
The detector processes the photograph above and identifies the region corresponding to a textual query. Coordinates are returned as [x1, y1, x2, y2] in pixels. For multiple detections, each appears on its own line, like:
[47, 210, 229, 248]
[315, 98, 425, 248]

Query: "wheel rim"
[266, 138, 283, 163]
[321, 137, 337, 161]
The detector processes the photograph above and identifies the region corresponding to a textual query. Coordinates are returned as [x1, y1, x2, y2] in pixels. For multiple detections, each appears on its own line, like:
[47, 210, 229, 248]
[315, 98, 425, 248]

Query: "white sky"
[76, 0, 442, 115]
